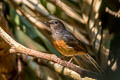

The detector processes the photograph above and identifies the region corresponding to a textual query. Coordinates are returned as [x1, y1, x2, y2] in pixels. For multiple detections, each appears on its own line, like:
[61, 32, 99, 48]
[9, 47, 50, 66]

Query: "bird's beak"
[44, 21, 51, 27]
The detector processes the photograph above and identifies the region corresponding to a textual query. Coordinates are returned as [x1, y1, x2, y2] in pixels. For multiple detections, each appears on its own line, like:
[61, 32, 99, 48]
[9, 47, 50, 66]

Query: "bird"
[45, 19, 88, 56]
[45, 19, 102, 72]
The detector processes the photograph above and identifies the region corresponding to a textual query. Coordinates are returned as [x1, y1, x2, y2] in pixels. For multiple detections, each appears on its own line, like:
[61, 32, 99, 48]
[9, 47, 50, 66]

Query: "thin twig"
[39, 60, 82, 80]
[48, 0, 86, 24]
[86, 0, 94, 42]
[106, 7, 120, 18]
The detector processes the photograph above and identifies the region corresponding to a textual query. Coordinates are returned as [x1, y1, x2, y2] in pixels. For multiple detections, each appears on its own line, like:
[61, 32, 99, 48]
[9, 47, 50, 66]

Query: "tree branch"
[0, 27, 99, 78]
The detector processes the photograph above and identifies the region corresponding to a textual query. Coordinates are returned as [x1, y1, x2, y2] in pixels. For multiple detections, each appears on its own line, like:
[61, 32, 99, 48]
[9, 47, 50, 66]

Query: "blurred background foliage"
[0, 0, 120, 80]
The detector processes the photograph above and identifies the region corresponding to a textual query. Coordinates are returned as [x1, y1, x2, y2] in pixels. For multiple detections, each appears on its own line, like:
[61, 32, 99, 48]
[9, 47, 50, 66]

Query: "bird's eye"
[55, 21, 58, 24]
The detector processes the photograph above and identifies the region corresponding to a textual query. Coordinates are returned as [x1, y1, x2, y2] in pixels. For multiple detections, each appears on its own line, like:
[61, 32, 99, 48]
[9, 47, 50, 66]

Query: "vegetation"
[0, 0, 120, 80]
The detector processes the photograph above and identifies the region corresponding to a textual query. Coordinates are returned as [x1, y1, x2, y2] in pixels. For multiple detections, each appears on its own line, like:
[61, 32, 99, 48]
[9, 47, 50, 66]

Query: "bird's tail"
[73, 53, 103, 73]
[84, 54, 103, 73]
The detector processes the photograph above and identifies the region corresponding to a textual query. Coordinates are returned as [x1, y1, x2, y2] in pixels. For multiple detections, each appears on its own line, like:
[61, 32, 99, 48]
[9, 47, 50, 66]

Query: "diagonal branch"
[0, 27, 99, 78]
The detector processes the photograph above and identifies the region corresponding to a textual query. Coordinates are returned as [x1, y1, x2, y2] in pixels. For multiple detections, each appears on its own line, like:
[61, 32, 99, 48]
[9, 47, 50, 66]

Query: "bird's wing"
[62, 31, 87, 53]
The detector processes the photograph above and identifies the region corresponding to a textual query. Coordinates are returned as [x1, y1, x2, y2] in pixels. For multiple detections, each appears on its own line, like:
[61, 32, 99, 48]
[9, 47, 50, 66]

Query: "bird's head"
[45, 19, 65, 33]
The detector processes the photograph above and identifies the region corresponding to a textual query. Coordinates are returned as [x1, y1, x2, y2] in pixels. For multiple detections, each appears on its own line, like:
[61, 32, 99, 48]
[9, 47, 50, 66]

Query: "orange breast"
[53, 40, 86, 56]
